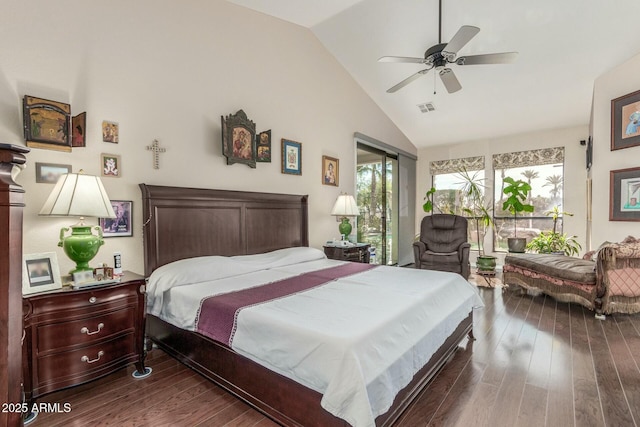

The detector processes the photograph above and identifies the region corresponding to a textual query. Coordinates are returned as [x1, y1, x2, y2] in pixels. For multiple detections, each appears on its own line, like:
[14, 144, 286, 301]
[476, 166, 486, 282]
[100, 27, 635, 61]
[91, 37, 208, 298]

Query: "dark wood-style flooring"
[29, 281, 640, 427]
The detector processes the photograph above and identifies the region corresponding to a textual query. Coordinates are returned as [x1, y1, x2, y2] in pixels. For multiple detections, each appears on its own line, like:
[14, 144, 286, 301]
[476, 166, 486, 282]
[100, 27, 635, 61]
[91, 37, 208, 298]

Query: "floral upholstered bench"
[503, 238, 640, 316]
[503, 253, 603, 314]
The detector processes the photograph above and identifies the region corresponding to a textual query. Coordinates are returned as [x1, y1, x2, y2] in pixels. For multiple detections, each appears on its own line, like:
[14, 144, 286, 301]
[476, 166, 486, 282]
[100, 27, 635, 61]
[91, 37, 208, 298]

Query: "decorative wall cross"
[146, 139, 166, 169]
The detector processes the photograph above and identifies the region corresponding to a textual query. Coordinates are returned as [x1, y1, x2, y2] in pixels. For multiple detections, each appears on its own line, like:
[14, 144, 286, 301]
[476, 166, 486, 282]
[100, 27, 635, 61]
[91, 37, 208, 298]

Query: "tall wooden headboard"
[139, 184, 309, 276]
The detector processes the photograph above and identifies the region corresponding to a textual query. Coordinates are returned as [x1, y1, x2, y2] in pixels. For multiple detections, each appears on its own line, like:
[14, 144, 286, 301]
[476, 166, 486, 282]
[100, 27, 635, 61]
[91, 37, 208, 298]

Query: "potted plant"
[501, 176, 534, 253]
[526, 206, 582, 256]
[456, 169, 497, 273]
[422, 186, 436, 213]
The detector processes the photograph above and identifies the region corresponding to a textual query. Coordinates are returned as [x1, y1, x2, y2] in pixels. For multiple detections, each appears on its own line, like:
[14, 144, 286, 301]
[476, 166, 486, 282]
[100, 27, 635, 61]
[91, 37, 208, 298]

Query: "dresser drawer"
[36, 332, 136, 387]
[28, 283, 140, 321]
[37, 307, 136, 353]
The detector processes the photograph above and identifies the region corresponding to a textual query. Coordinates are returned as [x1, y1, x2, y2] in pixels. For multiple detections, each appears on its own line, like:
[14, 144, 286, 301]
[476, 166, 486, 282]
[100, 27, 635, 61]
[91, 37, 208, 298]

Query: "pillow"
[148, 256, 259, 295]
[231, 246, 326, 269]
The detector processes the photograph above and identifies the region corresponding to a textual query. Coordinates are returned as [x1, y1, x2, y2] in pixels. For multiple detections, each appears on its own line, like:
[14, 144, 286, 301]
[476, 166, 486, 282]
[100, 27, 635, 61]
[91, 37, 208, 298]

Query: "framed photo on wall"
[23, 95, 72, 152]
[101, 153, 121, 177]
[72, 112, 87, 147]
[322, 155, 339, 186]
[281, 139, 302, 175]
[256, 130, 271, 163]
[100, 200, 133, 237]
[102, 120, 119, 143]
[611, 89, 640, 151]
[35, 162, 71, 184]
[22, 252, 63, 295]
[610, 166, 640, 221]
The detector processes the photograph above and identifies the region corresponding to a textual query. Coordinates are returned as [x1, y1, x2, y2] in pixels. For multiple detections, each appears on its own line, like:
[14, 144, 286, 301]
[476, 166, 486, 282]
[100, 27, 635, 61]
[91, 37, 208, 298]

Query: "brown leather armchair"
[413, 214, 471, 279]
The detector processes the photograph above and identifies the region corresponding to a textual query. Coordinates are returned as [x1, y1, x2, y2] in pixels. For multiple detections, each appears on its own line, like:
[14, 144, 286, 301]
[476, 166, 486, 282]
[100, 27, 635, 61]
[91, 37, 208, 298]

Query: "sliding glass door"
[356, 144, 398, 265]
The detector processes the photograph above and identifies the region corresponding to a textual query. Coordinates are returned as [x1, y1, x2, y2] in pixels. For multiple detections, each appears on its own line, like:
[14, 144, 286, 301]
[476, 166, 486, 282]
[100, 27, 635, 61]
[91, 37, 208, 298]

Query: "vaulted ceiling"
[226, 0, 640, 148]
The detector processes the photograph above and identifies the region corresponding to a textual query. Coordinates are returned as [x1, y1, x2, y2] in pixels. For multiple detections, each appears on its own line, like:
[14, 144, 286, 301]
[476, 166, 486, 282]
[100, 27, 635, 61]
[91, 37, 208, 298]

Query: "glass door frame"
[356, 143, 398, 265]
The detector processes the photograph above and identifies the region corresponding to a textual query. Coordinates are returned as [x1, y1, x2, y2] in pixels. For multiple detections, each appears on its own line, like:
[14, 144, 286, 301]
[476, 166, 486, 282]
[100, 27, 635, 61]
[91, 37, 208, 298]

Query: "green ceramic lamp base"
[338, 217, 352, 238]
[60, 223, 105, 275]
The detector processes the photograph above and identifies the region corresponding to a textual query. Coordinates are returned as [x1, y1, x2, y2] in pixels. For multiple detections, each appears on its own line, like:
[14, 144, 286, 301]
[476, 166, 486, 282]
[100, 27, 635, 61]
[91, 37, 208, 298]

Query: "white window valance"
[492, 147, 564, 169]
[429, 156, 484, 176]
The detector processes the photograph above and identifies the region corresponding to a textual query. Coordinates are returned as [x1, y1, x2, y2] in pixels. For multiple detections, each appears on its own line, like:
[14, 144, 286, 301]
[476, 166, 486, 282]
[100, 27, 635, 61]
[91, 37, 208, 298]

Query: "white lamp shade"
[330, 194, 359, 217]
[39, 173, 116, 218]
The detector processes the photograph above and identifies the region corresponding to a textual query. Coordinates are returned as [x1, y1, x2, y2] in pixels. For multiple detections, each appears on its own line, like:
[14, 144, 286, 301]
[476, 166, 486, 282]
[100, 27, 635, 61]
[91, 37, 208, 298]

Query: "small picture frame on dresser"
[73, 270, 94, 285]
[22, 252, 62, 295]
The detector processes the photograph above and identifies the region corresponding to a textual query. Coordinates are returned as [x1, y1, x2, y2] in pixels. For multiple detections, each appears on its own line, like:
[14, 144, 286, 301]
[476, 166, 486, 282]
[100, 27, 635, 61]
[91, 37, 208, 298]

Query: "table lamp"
[330, 193, 359, 238]
[39, 171, 116, 274]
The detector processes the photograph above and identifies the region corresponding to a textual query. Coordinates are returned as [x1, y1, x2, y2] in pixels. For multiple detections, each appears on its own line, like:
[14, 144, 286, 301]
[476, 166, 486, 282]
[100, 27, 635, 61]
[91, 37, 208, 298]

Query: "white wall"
[416, 125, 589, 263]
[0, 0, 415, 275]
[591, 52, 640, 246]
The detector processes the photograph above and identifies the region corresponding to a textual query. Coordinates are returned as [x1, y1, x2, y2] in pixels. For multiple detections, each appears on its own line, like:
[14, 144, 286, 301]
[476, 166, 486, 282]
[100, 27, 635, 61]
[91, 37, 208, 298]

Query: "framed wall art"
[102, 120, 119, 143]
[22, 252, 63, 295]
[35, 162, 71, 183]
[282, 139, 302, 175]
[221, 109, 256, 168]
[611, 89, 640, 151]
[322, 155, 339, 186]
[72, 112, 86, 147]
[610, 166, 640, 221]
[256, 130, 271, 163]
[22, 95, 71, 152]
[101, 153, 121, 177]
[100, 200, 132, 237]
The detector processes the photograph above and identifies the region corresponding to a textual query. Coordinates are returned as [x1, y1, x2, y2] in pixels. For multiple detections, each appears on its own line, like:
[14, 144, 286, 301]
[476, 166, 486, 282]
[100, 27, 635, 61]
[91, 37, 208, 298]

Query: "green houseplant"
[526, 206, 582, 256]
[501, 176, 534, 253]
[455, 169, 497, 273]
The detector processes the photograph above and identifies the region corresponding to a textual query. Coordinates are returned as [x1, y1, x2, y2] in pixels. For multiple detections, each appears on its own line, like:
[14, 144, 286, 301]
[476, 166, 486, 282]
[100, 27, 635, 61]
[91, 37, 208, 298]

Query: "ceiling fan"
[379, 0, 518, 94]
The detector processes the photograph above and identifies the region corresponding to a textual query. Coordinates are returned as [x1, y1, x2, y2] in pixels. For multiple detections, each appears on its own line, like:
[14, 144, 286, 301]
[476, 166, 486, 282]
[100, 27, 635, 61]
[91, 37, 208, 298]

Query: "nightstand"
[22, 271, 149, 411]
[323, 243, 371, 263]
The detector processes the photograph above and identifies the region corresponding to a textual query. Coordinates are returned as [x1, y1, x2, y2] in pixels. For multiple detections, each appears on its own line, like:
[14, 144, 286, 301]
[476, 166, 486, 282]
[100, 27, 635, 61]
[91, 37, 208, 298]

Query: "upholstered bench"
[503, 253, 603, 314]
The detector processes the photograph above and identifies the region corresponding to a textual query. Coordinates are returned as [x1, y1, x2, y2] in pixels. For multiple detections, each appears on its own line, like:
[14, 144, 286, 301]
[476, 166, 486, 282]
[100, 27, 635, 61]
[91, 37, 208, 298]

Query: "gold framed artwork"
[101, 153, 121, 177]
[322, 155, 339, 186]
[23, 95, 71, 152]
[102, 120, 119, 143]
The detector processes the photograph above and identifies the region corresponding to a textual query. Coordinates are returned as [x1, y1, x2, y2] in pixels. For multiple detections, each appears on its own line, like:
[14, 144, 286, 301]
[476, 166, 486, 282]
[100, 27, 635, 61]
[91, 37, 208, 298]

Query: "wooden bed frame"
[140, 183, 473, 427]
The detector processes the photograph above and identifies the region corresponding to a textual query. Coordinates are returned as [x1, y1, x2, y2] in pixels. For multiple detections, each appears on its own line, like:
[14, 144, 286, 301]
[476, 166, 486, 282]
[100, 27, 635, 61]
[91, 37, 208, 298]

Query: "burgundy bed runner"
[196, 262, 376, 346]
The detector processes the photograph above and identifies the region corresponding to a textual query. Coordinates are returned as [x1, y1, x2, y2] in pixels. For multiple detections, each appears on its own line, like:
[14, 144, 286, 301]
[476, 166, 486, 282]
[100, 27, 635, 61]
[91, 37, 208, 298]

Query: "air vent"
[417, 102, 436, 113]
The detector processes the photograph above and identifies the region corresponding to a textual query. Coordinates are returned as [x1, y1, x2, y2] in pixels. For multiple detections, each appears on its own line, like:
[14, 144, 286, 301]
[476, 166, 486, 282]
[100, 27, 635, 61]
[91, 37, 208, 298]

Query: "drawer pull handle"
[81, 351, 104, 364]
[80, 323, 104, 336]
[89, 297, 97, 304]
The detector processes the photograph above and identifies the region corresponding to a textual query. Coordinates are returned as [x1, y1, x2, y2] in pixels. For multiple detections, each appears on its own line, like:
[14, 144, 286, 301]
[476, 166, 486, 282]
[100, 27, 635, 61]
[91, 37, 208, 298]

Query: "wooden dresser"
[22, 271, 148, 407]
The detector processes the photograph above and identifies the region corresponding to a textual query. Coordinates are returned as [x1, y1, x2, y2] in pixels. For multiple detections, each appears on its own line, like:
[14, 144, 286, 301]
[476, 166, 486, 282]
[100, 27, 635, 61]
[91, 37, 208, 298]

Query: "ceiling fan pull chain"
[434, 71, 437, 95]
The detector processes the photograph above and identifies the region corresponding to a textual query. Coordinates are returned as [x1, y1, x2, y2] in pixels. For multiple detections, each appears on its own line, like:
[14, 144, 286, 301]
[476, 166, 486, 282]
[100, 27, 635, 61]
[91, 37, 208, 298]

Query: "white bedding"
[147, 247, 484, 427]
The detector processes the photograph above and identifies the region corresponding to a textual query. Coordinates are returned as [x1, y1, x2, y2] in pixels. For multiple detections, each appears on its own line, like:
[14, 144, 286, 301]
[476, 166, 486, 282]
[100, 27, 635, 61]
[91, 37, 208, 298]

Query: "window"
[493, 147, 565, 251]
[430, 156, 485, 251]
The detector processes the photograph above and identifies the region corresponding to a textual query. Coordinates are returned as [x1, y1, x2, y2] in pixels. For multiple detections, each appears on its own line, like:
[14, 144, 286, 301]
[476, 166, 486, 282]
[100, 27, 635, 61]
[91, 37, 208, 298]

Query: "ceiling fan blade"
[378, 56, 426, 64]
[386, 68, 431, 93]
[456, 52, 518, 66]
[442, 25, 480, 55]
[439, 68, 462, 94]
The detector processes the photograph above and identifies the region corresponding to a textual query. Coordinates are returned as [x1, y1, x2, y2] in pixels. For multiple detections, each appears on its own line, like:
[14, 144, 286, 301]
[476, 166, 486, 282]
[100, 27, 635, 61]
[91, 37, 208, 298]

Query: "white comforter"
[147, 247, 484, 427]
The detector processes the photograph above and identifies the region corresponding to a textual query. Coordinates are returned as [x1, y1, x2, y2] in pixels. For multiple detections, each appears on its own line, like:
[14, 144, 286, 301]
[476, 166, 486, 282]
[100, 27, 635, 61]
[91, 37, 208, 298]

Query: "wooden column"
[0, 144, 29, 427]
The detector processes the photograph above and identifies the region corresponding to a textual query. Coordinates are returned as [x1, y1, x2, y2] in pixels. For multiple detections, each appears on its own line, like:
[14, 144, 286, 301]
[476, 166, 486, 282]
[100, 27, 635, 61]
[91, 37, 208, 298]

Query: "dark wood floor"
[29, 284, 640, 427]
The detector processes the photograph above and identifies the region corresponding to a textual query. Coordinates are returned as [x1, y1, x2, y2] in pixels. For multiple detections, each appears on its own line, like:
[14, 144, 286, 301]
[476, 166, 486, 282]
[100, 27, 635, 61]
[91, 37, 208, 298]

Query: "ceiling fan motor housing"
[424, 43, 450, 69]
